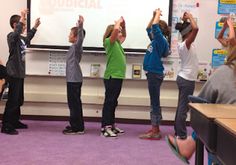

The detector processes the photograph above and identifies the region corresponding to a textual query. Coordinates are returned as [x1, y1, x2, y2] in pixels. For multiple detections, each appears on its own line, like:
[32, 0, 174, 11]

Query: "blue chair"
[188, 95, 209, 103]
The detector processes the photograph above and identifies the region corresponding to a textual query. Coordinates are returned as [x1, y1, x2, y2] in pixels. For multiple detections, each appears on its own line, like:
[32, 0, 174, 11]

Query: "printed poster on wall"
[48, 52, 66, 76]
[212, 49, 227, 68]
[218, 0, 236, 14]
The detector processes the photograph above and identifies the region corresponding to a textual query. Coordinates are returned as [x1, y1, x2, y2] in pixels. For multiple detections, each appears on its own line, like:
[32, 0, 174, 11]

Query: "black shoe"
[1, 126, 18, 135]
[14, 121, 28, 129]
[64, 125, 71, 131]
[62, 128, 84, 135]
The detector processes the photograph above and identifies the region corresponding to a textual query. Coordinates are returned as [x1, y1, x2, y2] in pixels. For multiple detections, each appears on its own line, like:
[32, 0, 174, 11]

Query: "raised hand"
[120, 16, 125, 28]
[34, 18, 41, 29]
[77, 15, 84, 27]
[21, 9, 28, 19]
[20, 9, 28, 24]
[154, 8, 162, 17]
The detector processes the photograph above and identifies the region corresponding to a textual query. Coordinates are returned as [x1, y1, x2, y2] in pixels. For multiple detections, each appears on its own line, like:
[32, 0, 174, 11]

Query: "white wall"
[0, 1, 27, 63]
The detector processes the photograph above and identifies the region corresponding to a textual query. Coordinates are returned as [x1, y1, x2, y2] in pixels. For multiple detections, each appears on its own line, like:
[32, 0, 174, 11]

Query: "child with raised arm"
[62, 15, 86, 135]
[174, 12, 199, 140]
[1, 9, 40, 135]
[217, 16, 236, 48]
[139, 8, 170, 140]
[166, 15, 236, 164]
[101, 17, 126, 137]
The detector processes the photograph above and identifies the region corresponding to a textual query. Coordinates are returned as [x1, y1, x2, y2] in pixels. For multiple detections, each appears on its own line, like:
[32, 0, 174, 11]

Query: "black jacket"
[6, 22, 36, 78]
[0, 65, 6, 79]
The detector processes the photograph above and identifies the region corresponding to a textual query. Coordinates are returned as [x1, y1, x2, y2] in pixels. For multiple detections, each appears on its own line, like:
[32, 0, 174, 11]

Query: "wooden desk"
[189, 103, 236, 165]
[215, 119, 236, 165]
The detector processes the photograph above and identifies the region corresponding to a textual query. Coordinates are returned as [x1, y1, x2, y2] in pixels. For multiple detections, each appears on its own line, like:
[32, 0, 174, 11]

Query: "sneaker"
[112, 126, 124, 134]
[139, 130, 162, 140]
[62, 128, 84, 135]
[64, 125, 71, 131]
[1, 126, 19, 135]
[13, 121, 28, 129]
[101, 126, 117, 137]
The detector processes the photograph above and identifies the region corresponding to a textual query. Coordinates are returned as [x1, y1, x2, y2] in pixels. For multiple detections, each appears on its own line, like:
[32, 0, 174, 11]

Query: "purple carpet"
[0, 120, 207, 165]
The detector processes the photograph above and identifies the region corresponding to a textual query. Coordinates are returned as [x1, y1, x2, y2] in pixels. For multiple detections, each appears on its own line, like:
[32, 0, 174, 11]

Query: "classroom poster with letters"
[212, 49, 227, 68]
[48, 52, 66, 76]
[218, 0, 236, 14]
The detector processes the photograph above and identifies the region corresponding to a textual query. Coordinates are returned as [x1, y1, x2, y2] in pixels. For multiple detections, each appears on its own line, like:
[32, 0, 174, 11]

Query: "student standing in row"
[174, 12, 199, 140]
[101, 17, 126, 137]
[166, 16, 236, 164]
[140, 8, 170, 140]
[1, 9, 40, 135]
[62, 15, 86, 135]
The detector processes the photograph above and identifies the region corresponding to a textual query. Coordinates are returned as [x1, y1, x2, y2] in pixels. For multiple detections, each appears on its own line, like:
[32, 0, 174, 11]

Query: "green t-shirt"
[103, 38, 126, 79]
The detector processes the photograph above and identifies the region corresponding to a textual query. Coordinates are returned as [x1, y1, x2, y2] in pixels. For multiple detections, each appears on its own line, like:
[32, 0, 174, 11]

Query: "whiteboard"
[28, 0, 172, 51]
[0, 0, 229, 77]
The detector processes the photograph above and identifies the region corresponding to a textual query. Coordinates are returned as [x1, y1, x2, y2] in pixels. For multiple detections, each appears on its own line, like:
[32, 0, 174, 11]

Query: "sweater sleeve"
[7, 22, 23, 47]
[152, 24, 169, 57]
[24, 28, 37, 45]
[146, 27, 152, 41]
[198, 80, 218, 103]
[75, 26, 85, 50]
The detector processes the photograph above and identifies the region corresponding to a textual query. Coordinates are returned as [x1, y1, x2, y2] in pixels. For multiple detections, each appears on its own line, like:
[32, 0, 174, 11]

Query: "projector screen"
[27, 0, 172, 52]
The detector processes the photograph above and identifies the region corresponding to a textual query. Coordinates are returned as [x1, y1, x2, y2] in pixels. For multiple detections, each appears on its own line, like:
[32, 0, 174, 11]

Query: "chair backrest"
[188, 95, 209, 103]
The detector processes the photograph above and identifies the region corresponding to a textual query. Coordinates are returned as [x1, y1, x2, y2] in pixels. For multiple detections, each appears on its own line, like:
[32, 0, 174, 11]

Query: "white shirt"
[177, 40, 199, 81]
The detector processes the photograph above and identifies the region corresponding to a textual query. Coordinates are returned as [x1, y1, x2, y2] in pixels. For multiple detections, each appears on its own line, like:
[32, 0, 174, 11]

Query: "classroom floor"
[0, 120, 208, 165]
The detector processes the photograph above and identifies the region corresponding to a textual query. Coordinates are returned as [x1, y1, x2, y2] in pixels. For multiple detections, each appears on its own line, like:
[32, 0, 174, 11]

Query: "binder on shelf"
[90, 63, 100, 77]
[132, 64, 142, 79]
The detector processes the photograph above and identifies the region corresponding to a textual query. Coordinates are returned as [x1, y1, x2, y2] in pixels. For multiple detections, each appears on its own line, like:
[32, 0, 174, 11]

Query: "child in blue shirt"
[140, 8, 170, 140]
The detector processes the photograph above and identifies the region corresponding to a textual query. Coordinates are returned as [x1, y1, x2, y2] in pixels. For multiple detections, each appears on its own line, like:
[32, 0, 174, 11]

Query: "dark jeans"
[146, 72, 164, 126]
[101, 78, 123, 127]
[2, 77, 24, 128]
[174, 76, 195, 138]
[67, 82, 84, 131]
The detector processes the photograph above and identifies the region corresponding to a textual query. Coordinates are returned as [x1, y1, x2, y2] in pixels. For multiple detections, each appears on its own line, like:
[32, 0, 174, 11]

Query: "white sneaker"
[112, 126, 124, 134]
[101, 126, 117, 137]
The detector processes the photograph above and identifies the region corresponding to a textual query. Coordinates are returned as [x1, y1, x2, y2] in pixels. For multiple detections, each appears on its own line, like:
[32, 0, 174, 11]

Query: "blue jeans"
[146, 72, 164, 126]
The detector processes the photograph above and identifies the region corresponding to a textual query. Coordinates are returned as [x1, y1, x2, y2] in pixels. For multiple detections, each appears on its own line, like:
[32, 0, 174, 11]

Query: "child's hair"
[71, 27, 86, 37]
[159, 20, 170, 40]
[10, 14, 20, 29]
[103, 25, 114, 42]
[226, 45, 236, 75]
[175, 21, 192, 39]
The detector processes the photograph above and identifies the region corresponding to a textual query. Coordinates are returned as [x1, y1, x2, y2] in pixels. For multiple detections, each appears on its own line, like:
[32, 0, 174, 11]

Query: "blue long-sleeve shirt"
[143, 24, 169, 75]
